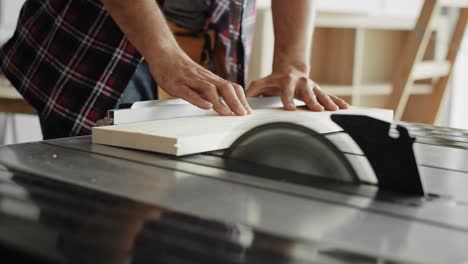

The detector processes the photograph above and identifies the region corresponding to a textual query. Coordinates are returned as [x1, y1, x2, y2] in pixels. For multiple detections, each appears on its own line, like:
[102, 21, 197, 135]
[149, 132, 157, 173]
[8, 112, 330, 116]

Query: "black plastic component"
[331, 114, 425, 196]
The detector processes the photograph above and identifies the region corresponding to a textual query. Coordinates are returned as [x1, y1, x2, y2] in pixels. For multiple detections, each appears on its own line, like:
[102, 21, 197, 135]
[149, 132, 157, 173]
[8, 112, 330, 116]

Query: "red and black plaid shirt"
[0, 0, 256, 136]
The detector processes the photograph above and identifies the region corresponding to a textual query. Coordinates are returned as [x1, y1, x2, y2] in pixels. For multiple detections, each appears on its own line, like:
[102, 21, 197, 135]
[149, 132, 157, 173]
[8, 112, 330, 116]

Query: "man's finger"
[330, 95, 350, 109]
[233, 83, 253, 114]
[298, 84, 324, 112]
[187, 78, 232, 115]
[176, 86, 213, 110]
[218, 82, 248, 116]
[191, 79, 232, 116]
[313, 85, 338, 111]
[280, 76, 296, 111]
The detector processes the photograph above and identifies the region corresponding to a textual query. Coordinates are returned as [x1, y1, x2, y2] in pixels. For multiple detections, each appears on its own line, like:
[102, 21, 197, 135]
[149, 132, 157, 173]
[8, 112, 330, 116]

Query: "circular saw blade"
[225, 122, 359, 184]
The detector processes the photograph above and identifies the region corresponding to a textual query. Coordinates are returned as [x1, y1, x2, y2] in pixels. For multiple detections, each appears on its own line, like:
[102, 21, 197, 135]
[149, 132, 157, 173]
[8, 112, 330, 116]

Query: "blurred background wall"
[0, 0, 42, 145]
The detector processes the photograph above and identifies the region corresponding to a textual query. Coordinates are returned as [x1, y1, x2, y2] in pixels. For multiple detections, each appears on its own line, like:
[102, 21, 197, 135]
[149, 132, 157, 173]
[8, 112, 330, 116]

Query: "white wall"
[0, 0, 24, 40]
[449, 33, 468, 129]
[1, 0, 24, 27]
[0, 114, 42, 144]
[0, 0, 41, 145]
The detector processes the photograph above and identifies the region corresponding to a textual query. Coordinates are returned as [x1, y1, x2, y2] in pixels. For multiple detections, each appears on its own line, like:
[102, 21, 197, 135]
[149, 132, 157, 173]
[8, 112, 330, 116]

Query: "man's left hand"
[246, 66, 349, 111]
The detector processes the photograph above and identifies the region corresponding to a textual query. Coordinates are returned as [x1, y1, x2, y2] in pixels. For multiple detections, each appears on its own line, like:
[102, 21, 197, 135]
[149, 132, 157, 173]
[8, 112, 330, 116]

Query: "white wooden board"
[92, 107, 393, 156]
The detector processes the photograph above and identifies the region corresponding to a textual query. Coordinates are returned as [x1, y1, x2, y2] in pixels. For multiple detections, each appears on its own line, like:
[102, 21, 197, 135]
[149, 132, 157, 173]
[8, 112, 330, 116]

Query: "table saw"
[1, 98, 468, 264]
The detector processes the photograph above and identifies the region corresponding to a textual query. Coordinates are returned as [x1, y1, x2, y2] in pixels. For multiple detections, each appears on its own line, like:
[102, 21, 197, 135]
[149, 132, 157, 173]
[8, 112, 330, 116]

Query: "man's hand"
[252, 0, 348, 112]
[149, 48, 252, 116]
[246, 66, 349, 111]
[103, 0, 251, 116]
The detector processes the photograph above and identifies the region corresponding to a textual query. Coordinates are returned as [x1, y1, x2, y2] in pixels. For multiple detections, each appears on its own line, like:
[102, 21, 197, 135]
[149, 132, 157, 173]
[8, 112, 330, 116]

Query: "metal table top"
[0, 122, 468, 263]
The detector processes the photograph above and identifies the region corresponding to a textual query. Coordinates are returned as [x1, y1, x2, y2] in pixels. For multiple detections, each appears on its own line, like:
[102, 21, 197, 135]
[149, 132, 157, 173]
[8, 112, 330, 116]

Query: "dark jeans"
[40, 61, 156, 139]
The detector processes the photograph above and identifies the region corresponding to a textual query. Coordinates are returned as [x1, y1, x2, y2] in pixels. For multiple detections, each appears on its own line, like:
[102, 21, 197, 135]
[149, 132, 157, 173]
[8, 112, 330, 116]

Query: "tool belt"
[157, 20, 219, 99]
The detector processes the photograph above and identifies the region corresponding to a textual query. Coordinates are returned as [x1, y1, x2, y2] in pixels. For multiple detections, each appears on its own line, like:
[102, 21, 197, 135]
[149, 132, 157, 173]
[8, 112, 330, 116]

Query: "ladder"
[388, 0, 468, 123]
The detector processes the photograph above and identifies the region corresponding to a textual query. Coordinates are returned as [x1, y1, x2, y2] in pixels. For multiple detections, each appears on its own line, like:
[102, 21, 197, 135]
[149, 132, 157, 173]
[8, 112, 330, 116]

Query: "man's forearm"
[271, 0, 316, 72]
[102, 0, 182, 64]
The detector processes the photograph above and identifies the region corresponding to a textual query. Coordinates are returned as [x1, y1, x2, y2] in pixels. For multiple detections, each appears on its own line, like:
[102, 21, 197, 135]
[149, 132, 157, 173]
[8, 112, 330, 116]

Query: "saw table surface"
[1, 122, 468, 263]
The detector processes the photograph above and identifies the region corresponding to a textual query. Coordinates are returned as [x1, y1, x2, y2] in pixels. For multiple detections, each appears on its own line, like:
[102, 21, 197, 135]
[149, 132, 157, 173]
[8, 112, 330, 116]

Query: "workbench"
[1, 120, 468, 263]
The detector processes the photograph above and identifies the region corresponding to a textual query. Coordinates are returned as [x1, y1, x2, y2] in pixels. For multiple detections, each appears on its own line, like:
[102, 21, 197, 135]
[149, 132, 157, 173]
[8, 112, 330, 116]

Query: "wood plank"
[92, 107, 393, 156]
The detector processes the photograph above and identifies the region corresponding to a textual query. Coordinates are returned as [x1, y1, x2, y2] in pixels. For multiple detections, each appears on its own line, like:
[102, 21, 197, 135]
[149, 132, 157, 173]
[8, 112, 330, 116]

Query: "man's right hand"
[149, 48, 252, 116]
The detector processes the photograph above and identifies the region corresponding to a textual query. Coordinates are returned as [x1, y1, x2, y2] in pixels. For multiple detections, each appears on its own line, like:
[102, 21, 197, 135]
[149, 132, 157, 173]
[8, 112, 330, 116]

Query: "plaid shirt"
[0, 0, 256, 136]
